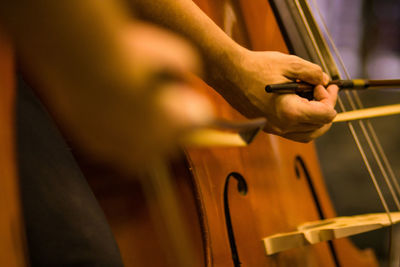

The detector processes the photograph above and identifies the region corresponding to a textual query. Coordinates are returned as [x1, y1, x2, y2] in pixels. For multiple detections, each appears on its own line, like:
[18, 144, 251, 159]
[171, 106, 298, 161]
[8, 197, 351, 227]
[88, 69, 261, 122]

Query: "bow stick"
[265, 79, 400, 94]
[333, 103, 400, 123]
[265, 79, 400, 122]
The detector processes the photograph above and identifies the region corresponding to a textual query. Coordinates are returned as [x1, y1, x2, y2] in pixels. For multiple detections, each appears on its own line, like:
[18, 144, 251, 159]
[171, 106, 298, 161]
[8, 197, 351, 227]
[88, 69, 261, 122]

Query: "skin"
[129, 0, 339, 142]
[0, 1, 338, 264]
[0, 1, 213, 173]
[0, 0, 338, 172]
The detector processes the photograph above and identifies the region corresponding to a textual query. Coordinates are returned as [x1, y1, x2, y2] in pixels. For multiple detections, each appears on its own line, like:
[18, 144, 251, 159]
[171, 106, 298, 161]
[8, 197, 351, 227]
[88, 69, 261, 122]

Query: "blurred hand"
[0, 0, 213, 173]
[69, 23, 214, 172]
[214, 50, 338, 142]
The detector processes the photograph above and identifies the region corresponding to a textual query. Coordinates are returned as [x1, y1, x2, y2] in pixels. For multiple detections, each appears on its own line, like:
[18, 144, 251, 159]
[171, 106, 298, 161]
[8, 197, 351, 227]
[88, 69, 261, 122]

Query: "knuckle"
[316, 107, 337, 124]
[329, 110, 337, 121]
[325, 109, 337, 122]
[288, 54, 300, 61]
[279, 105, 299, 121]
[290, 60, 303, 73]
[314, 65, 323, 75]
[314, 66, 324, 81]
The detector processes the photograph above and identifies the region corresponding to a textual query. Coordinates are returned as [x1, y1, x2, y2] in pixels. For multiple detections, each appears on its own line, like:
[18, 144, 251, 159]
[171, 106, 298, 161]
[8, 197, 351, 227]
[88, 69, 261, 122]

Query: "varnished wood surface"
[0, 26, 27, 267]
[185, 0, 378, 266]
[83, 0, 379, 266]
[83, 156, 206, 267]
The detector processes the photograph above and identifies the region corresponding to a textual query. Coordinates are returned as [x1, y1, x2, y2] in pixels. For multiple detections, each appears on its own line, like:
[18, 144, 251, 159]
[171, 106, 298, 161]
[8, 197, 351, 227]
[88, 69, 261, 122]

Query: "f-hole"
[223, 172, 248, 267]
[295, 156, 324, 219]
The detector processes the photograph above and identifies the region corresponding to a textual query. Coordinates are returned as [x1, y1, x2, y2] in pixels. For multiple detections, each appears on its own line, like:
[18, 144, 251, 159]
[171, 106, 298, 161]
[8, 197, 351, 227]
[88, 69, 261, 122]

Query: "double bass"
[0, 25, 27, 267]
[2, 0, 394, 266]
[84, 0, 384, 266]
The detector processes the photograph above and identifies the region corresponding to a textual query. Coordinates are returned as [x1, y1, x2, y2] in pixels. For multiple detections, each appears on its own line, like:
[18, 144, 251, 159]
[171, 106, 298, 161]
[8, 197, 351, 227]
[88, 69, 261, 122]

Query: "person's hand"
[1, 0, 214, 173]
[100, 23, 215, 171]
[210, 50, 338, 142]
[52, 23, 214, 173]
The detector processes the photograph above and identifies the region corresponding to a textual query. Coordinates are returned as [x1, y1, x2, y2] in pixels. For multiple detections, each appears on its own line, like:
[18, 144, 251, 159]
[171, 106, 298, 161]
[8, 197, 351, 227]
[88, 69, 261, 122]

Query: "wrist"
[203, 42, 248, 92]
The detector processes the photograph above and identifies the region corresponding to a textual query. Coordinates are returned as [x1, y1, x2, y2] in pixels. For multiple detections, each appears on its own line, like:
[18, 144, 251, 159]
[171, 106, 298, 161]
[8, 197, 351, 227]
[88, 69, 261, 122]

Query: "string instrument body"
[0, 26, 27, 267]
[0, 1, 385, 266]
[181, 0, 377, 266]
[83, 1, 379, 266]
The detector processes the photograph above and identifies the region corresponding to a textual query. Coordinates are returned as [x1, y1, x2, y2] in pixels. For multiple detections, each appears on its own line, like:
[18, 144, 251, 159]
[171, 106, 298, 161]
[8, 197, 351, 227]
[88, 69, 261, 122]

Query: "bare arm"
[129, 0, 339, 142]
[129, 0, 244, 86]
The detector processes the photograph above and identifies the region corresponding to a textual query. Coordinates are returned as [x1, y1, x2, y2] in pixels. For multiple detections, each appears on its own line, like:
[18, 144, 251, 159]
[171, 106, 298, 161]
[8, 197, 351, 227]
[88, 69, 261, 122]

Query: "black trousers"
[17, 76, 124, 266]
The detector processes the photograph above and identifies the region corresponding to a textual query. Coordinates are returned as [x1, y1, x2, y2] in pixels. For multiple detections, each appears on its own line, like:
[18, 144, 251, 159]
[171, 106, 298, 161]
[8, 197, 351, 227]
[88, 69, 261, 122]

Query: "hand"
[211, 50, 338, 142]
[102, 23, 215, 171]
[2, 0, 214, 173]
[56, 23, 214, 173]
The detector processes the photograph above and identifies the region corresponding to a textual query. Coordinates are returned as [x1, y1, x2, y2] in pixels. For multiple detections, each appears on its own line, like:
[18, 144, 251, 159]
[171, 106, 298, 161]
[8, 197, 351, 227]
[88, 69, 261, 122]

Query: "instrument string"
[296, 0, 400, 218]
[308, 0, 397, 262]
[310, 0, 400, 206]
[308, 0, 400, 212]
[351, 92, 400, 197]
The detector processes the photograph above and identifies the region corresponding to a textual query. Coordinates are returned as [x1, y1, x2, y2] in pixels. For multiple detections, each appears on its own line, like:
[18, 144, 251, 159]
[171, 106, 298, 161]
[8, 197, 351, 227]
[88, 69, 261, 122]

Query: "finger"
[301, 102, 336, 124]
[326, 84, 339, 107]
[281, 123, 332, 143]
[313, 84, 339, 108]
[125, 23, 201, 75]
[280, 121, 325, 134]
[263, 121, 324, 136]
[285, 95, 336, 125]
[281, 130, 315, 143]
[157, 85, 214, 128]
[284, 55, 325, 85]
[322, 73, 330, 86]
[291, 84, 338, 124]
[273, 93, 335, 127]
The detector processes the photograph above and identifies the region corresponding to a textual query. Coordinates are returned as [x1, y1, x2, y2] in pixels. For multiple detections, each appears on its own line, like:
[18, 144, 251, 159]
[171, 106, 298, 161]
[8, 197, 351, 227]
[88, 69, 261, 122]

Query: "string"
[307, 0, 397, 261]
[310, 0, 400, 211]
[292, 0, 395, 225]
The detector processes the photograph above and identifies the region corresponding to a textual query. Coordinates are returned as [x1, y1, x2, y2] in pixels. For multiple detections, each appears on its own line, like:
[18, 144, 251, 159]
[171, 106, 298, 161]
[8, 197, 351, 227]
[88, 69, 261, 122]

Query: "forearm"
[129, 0, 245, 89]
[127, 0, 338, 142]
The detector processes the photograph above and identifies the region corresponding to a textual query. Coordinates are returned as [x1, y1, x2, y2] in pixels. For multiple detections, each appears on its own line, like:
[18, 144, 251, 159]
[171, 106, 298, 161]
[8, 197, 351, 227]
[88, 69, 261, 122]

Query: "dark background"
[313, 0, 400, 265]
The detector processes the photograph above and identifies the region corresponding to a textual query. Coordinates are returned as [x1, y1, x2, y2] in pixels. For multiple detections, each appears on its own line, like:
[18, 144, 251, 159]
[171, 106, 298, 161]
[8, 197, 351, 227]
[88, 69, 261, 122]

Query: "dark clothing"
[17, 76, 123, 266]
